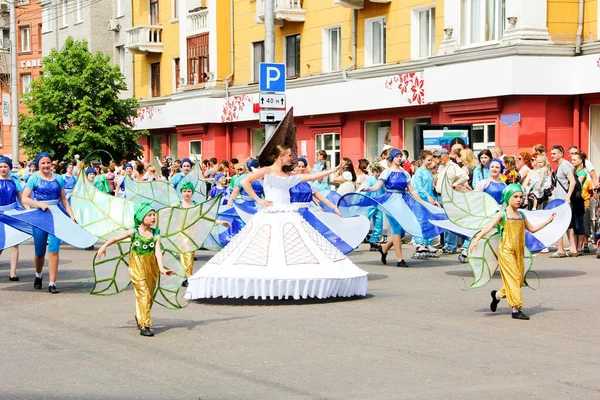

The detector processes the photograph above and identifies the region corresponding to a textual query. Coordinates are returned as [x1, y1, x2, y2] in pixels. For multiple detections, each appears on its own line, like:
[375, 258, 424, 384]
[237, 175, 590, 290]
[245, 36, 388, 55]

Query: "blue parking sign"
[259, 63, 286, 93]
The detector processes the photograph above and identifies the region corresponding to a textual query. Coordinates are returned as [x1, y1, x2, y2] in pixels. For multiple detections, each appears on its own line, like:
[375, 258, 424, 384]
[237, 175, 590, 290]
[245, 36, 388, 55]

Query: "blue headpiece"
[85, 167, 96, 175]
[0, 156, 13, 170]
[34, 152, 53, 167]
[124, 163, 133, 170]
[490, 158, 504, 173]
[246, 158, 259, 170]
[215, 173, 225, 182]
[388, 149, 402, 162]
[297, 157, 308, 167]
[181, 158, 193, 167]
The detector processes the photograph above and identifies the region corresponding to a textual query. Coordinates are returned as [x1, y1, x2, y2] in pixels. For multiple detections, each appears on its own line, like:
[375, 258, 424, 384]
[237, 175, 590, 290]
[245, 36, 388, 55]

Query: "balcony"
[125, 25, 163, 55]
[368, 0, 391, 2]
[187, 9, 209, 37]
[333, 0, 364, 8]
[255, 0, 306, 24]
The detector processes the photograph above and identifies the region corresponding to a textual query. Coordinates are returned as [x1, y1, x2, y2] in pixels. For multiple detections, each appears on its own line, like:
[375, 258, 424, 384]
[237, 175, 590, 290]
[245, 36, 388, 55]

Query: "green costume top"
[131, 227, 160, 256]
[94, 174, 111, 193]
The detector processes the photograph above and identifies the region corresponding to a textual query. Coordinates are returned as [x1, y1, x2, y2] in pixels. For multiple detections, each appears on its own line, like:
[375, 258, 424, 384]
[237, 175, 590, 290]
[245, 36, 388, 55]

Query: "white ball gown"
[186, 174, 368, 300]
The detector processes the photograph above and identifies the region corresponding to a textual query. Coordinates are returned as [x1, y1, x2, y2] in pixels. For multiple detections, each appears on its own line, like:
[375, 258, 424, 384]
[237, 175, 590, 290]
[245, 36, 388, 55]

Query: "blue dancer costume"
[0, 164, 31, 250]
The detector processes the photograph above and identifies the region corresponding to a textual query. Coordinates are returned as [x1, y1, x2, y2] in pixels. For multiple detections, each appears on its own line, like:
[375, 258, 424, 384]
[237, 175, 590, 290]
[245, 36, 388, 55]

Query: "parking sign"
[259, 63, 286, 93]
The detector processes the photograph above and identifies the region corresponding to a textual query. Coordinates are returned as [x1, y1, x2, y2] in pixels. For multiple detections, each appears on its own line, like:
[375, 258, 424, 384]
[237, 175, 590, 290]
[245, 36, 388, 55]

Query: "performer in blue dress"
[17, 152, 97, 293]
[0, 157, 30, 281]
[340, 149, 445, 267]
[62, 164, 77, 198]
[116, 163, 134, 198]
[170, 158, 193, 189]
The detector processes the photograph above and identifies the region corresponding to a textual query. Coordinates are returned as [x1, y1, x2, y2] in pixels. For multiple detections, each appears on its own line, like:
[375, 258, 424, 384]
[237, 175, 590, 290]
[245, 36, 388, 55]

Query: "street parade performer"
[469, 184, 555, 320]
[185, 109, 368, 300]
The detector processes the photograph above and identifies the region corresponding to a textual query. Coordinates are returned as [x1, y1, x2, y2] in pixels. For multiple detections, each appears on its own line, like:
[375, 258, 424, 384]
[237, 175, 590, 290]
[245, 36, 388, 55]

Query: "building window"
[471, 123, 496, 152]
[364, 121, 392, 161]
[252, 41, 265, 83]
[323, 27, 341, 73]
[42, 6, 53, 33]
[172, 0, 178, 19]
[150, 135, 162, 161]
[150, 62, 160, 97]
[38, 23, 42, 50]
[187, 33, 209, 85]
[174, 57, 180, 90]
[20, 26, 30, 52]
[315, 133, 340, 167]
[150, 0, 159, 25]
[189, 140, 202, 161]
[169, 133, 178, 160]
[116, 0, 123, 17]
[118, 46, 126, 74]
[61, 0, 69, 27]
[365, 17, 386, 66]
[1, 29, 9, 50]
[76, 0, 83, 23]
[285, 34, 300, 79]
[251, 128, 265, 157]
[22, 74, 32, 94]
[461, 0, 505, 46]
[412, 8, 435, 59]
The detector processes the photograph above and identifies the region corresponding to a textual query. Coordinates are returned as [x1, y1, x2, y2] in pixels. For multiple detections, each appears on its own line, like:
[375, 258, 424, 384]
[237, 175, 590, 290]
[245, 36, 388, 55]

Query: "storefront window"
[150, 135, 162, 161]
[471, 123, 496, 152]
[365, 121, 392, 162]
[169, 133, 178, 161]
[316, 133, 340, 167]
[251, 128, 265, 157]
[189, 140, 202, 161]
[403, 117, 431, 159]
[589, 105, 600, 164]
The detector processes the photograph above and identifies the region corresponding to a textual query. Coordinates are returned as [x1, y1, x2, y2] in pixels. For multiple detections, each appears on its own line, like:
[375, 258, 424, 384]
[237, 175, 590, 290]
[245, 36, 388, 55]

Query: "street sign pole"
[264, 0, 276, 140]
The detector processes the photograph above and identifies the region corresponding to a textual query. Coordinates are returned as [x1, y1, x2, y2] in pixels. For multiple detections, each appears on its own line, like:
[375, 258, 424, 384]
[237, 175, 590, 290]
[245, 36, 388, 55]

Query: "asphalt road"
[1, 242, 599, 400]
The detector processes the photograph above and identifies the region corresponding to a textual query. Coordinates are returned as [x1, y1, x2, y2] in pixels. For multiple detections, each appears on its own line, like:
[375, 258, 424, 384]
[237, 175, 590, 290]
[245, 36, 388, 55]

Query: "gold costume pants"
[497, 219, 526, 310]
[180, 252, 195, 277]
[129, 252, 159, 329]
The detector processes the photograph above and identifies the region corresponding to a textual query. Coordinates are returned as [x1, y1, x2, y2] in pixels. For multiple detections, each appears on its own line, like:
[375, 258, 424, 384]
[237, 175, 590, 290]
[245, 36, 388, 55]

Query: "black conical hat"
[258, 108, 297, 166]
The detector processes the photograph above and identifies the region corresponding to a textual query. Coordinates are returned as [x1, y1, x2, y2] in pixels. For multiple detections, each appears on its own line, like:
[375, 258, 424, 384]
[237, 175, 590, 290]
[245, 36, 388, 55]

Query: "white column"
[178, 0, 188, 90]
[501, 0, 551, 45]
[437, 0, 459, 55]
[208, 0, 218, 86]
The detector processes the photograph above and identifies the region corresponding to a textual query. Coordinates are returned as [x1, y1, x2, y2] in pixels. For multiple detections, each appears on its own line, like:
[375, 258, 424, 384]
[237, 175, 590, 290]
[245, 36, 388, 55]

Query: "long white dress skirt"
[186, 207, 368, 300]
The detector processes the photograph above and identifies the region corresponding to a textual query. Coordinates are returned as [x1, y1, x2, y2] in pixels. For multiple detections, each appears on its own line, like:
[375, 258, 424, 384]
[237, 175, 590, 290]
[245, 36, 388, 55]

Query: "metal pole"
[264, 0, 276, 140]
[10, 0, 19, 168]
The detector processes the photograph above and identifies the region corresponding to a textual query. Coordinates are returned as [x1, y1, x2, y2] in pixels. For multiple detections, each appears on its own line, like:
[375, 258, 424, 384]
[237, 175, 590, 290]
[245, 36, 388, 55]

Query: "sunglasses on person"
[237, 168, 244, 171]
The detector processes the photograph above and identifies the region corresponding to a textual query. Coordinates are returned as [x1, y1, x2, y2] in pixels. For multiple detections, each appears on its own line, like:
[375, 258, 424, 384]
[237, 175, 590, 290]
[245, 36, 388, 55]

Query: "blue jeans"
[444, 231, 458, 251]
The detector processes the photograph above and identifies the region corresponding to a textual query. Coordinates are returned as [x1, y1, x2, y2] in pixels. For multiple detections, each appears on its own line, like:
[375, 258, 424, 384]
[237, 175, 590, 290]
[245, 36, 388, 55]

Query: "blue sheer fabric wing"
[232, 200, 259, 224]
[1, 205, 98, 248]
[0, 221, 31, 250]
[317, 190, 342, 213]
[213, 203, 245, 247]
[337, 192, 444, 239]
[298, 208, 369, 254]
[523, 199, 572, 252]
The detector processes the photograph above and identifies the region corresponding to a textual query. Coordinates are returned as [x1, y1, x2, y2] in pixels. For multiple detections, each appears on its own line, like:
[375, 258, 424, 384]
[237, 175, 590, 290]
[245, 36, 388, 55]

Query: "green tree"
[20, 37, 148, 163]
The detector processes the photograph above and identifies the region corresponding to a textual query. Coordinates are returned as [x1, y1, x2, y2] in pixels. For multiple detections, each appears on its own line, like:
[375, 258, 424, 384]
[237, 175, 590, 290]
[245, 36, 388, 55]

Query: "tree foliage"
[20, 37, 148, 163]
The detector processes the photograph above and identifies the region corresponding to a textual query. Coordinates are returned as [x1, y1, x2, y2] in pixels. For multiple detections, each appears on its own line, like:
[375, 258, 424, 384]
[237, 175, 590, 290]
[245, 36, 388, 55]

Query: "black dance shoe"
[378, 246, 387, 265]
[140, 328, 154, 337]
[511, 310, 530, 320]
[396, 260, 409, 268]
[9, 276, 19, 282]
[48, 285, 59, 294]
[490, 290, 500, 312]
[34, 276, 42, 290]
[182, 279, 189, 287]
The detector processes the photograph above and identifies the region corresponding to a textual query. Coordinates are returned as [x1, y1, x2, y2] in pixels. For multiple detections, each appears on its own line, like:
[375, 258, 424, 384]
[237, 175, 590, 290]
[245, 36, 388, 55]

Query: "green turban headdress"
[134, 202, 155, 227]
[179, 180, 195, 192]
[502, 183, 524, 205]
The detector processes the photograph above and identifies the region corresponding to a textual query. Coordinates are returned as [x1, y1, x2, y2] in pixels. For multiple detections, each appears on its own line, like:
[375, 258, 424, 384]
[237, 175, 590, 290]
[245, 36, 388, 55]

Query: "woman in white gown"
[186, 111, 368, 300]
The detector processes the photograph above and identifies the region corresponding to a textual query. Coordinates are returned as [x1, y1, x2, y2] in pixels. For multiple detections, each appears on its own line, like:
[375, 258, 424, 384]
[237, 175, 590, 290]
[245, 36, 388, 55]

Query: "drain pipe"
[342, 9, 357, 81]
[575, 0, 584, 53]
[225, 0, 235, 96]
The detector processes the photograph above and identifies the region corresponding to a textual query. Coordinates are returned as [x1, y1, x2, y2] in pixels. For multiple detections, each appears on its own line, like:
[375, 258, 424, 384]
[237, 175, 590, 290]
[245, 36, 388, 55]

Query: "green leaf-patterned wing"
[157, 196, 221, 253]
[71, 172, 135, 240]
[83, 241, 132, 295]
[154, 250, 188, 309]
[124, 175, 180, 209]
[179, 158, 208, 202]
[466, 231, 499, 289]
[441, 177, 501, 231]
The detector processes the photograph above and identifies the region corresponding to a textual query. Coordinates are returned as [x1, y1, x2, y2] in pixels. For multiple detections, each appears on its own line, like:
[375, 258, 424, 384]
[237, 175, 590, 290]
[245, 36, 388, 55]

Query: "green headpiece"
[179, 180, 195, 192]
[134, 202, 155, 227]
[502, 183, 524, 205]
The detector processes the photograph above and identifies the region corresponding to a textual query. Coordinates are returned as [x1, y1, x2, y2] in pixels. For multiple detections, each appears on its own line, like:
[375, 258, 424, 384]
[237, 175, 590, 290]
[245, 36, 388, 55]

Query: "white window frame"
[471, 123, 496, 152]
[251, 41, 265, 83]
[315, 133, 341, 167]
[22, 73, 32, 94]
[172, 0, 178, 20]
[189, 140, 202, 161]
[41, 5, 53, 33]
[61, 0, 69, 28]
[1, 29, 9, 50]
[116, 0, 124, 17]
[20, 26, 30, 52]
[322, 26, 341, 73]
[118, 46, 126, 74]
[76, 0, 83, 23]
[460, 0, 505, 47]
[364, 16, 386, 67]
[411, 7, 435, 59]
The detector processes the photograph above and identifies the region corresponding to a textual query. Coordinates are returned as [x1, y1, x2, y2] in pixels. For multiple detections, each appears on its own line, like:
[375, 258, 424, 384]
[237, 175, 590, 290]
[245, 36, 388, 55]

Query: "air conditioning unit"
[108, 19, 121, 32]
